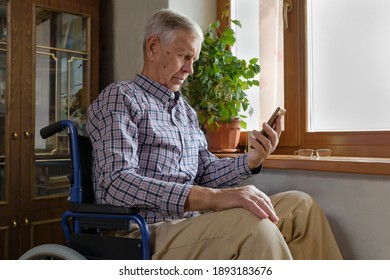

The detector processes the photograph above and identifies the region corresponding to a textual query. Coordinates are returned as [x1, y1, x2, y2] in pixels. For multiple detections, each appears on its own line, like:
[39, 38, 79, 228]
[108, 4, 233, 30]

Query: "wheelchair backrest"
[77, 135, 95, 203]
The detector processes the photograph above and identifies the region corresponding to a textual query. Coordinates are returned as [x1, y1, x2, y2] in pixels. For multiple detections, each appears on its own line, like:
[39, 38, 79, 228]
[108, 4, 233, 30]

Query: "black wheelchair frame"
[20, 120, 150, 260]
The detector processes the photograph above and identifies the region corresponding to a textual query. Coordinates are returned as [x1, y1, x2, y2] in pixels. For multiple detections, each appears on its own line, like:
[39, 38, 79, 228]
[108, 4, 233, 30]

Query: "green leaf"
[211, 20, 220, 29]
[231, 19, 242, 28]
[222, 10, 229, 19]
[240, 120, 247, 130]
[222, 28, 236, 46]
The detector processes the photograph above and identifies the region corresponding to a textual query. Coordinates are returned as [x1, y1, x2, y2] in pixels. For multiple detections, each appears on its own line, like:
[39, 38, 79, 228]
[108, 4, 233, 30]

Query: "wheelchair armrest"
[69, 203, 140, 215]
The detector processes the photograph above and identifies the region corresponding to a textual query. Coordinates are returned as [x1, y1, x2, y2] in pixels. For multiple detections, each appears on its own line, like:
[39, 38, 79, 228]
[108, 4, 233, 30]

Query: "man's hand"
[185, 185, 279, 224]
[247, 115, 283, 169]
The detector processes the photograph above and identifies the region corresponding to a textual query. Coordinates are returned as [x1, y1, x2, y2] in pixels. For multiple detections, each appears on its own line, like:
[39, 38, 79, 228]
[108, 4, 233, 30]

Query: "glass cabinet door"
[0, 0, 7, 203]
[0, 0, 98, 259]
[34, 8, 89, 197]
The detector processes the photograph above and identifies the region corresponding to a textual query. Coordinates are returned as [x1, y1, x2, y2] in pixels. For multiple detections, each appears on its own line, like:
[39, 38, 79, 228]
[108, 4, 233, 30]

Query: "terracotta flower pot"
[204, 119, 241, 152]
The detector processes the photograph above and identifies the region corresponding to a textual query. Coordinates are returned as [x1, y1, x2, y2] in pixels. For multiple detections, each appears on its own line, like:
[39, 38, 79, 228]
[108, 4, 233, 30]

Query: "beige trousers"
[118, 190, 343, 260]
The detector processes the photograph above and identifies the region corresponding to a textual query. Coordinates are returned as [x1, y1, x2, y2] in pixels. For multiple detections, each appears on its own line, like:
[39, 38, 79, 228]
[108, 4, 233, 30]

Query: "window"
[230, 0, 261, 131]
[282, 0, 390, 158]
[307, 0, 390, 132]
[219, 0, 390, 168]
[229, 0, 285, 131]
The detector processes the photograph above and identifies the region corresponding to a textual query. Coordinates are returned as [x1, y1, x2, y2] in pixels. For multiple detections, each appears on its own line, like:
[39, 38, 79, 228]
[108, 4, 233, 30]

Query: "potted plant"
[181, 12, 260, 151]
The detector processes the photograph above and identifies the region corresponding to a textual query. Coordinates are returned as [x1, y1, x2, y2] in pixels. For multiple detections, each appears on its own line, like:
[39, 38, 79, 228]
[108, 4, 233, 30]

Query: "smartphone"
[260, 107, 286, 137]
[249, 107, 286, 150]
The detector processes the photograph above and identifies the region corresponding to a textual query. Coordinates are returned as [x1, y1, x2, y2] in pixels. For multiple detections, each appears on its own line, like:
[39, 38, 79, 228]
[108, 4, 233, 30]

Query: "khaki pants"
[116, 190, 343, 260]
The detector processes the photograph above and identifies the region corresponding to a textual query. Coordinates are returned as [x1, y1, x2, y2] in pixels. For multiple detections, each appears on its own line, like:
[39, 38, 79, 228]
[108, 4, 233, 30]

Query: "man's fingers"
[253, 196, 279, 224]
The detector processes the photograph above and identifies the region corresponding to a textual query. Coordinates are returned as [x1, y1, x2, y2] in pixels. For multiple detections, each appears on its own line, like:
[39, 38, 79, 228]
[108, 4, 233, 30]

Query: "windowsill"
[214, 153, 390, 175]
[264, 155, 390, 175]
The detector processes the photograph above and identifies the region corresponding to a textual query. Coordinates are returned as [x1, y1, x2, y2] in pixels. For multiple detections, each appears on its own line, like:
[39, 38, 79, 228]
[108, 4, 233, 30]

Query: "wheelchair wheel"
[19, 244, 87, 260]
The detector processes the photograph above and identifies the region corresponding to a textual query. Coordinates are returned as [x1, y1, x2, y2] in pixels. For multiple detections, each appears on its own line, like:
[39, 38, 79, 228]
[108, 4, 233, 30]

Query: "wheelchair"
[19, 120, 151, 260]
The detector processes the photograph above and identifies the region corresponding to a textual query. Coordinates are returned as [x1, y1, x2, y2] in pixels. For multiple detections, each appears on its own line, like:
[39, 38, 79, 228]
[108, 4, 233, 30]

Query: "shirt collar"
[135, 74, 177, 103]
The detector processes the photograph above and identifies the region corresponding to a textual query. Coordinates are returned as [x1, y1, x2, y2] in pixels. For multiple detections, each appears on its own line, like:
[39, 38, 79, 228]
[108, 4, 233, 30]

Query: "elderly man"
[87, 9, 342, 260]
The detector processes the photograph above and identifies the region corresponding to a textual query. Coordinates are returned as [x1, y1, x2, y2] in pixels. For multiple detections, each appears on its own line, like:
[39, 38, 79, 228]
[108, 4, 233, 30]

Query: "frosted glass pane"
[307, 0, 390, 131]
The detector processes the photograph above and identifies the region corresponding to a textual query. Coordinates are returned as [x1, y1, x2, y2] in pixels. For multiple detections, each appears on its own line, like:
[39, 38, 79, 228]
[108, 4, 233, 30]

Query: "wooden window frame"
[279, 0, 390, 159]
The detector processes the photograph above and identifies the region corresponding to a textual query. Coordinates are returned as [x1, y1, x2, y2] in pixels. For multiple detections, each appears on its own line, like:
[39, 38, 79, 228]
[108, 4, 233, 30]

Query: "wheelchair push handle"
[40, 120, 82, 203]
[40, 120, 79, 139]
[40, 121, 66, 139]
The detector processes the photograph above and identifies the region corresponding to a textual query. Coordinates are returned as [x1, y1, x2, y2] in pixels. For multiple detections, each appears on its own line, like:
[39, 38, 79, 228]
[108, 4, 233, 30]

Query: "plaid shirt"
[87, 74, 256, 223]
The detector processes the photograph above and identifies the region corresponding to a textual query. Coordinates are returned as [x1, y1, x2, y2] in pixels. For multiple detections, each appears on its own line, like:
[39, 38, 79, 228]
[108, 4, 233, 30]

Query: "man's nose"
[182, 61, 194, 75]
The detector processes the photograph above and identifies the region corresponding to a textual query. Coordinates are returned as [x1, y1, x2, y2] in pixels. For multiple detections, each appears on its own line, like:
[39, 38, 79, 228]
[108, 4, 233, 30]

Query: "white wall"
[168, 0, 217, 31]
[243, 169, 390, 260]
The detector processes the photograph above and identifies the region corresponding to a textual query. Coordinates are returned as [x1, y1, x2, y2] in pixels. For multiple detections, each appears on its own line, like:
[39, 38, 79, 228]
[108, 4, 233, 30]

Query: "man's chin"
[170, 77, 185, 90]
[162, 82, 179, 92]
[170, 84, 181, 92]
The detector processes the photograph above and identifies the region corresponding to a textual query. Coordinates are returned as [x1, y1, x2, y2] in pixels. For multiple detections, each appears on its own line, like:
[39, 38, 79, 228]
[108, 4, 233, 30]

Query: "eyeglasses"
[295, 149, 332, 157]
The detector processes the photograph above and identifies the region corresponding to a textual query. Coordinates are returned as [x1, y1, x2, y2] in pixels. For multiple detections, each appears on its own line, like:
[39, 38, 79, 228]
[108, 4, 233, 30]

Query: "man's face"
[146, 30, 202, 92]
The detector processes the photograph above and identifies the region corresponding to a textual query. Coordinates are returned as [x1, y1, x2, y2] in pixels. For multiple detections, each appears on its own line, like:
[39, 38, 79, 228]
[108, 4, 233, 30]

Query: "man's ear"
[145, 35, 160, 62]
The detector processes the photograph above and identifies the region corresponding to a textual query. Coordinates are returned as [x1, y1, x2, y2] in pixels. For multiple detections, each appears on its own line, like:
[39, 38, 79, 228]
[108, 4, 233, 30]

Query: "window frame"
[276, 0, 390, 158]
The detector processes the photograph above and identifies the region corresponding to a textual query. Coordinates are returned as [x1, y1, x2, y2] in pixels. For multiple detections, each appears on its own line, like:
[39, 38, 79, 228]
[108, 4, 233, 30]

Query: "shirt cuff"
[239, 154, 262, 175]
[250, 164, 262, 174]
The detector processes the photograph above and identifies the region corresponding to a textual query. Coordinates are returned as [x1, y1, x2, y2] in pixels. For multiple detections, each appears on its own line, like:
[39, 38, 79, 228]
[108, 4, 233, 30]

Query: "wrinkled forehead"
[168, 30, 202, 57]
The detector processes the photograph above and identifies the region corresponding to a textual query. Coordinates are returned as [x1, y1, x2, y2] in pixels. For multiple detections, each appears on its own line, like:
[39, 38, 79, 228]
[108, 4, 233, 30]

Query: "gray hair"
[143, 9, 204, 56]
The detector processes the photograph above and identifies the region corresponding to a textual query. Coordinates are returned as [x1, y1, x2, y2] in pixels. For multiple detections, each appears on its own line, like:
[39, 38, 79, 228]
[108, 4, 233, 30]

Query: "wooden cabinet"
[0, 0, 99, 259]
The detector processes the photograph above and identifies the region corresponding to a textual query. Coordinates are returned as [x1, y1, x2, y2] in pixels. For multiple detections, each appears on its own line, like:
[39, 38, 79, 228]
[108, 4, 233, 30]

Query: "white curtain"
[259, 0, 284, 123]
